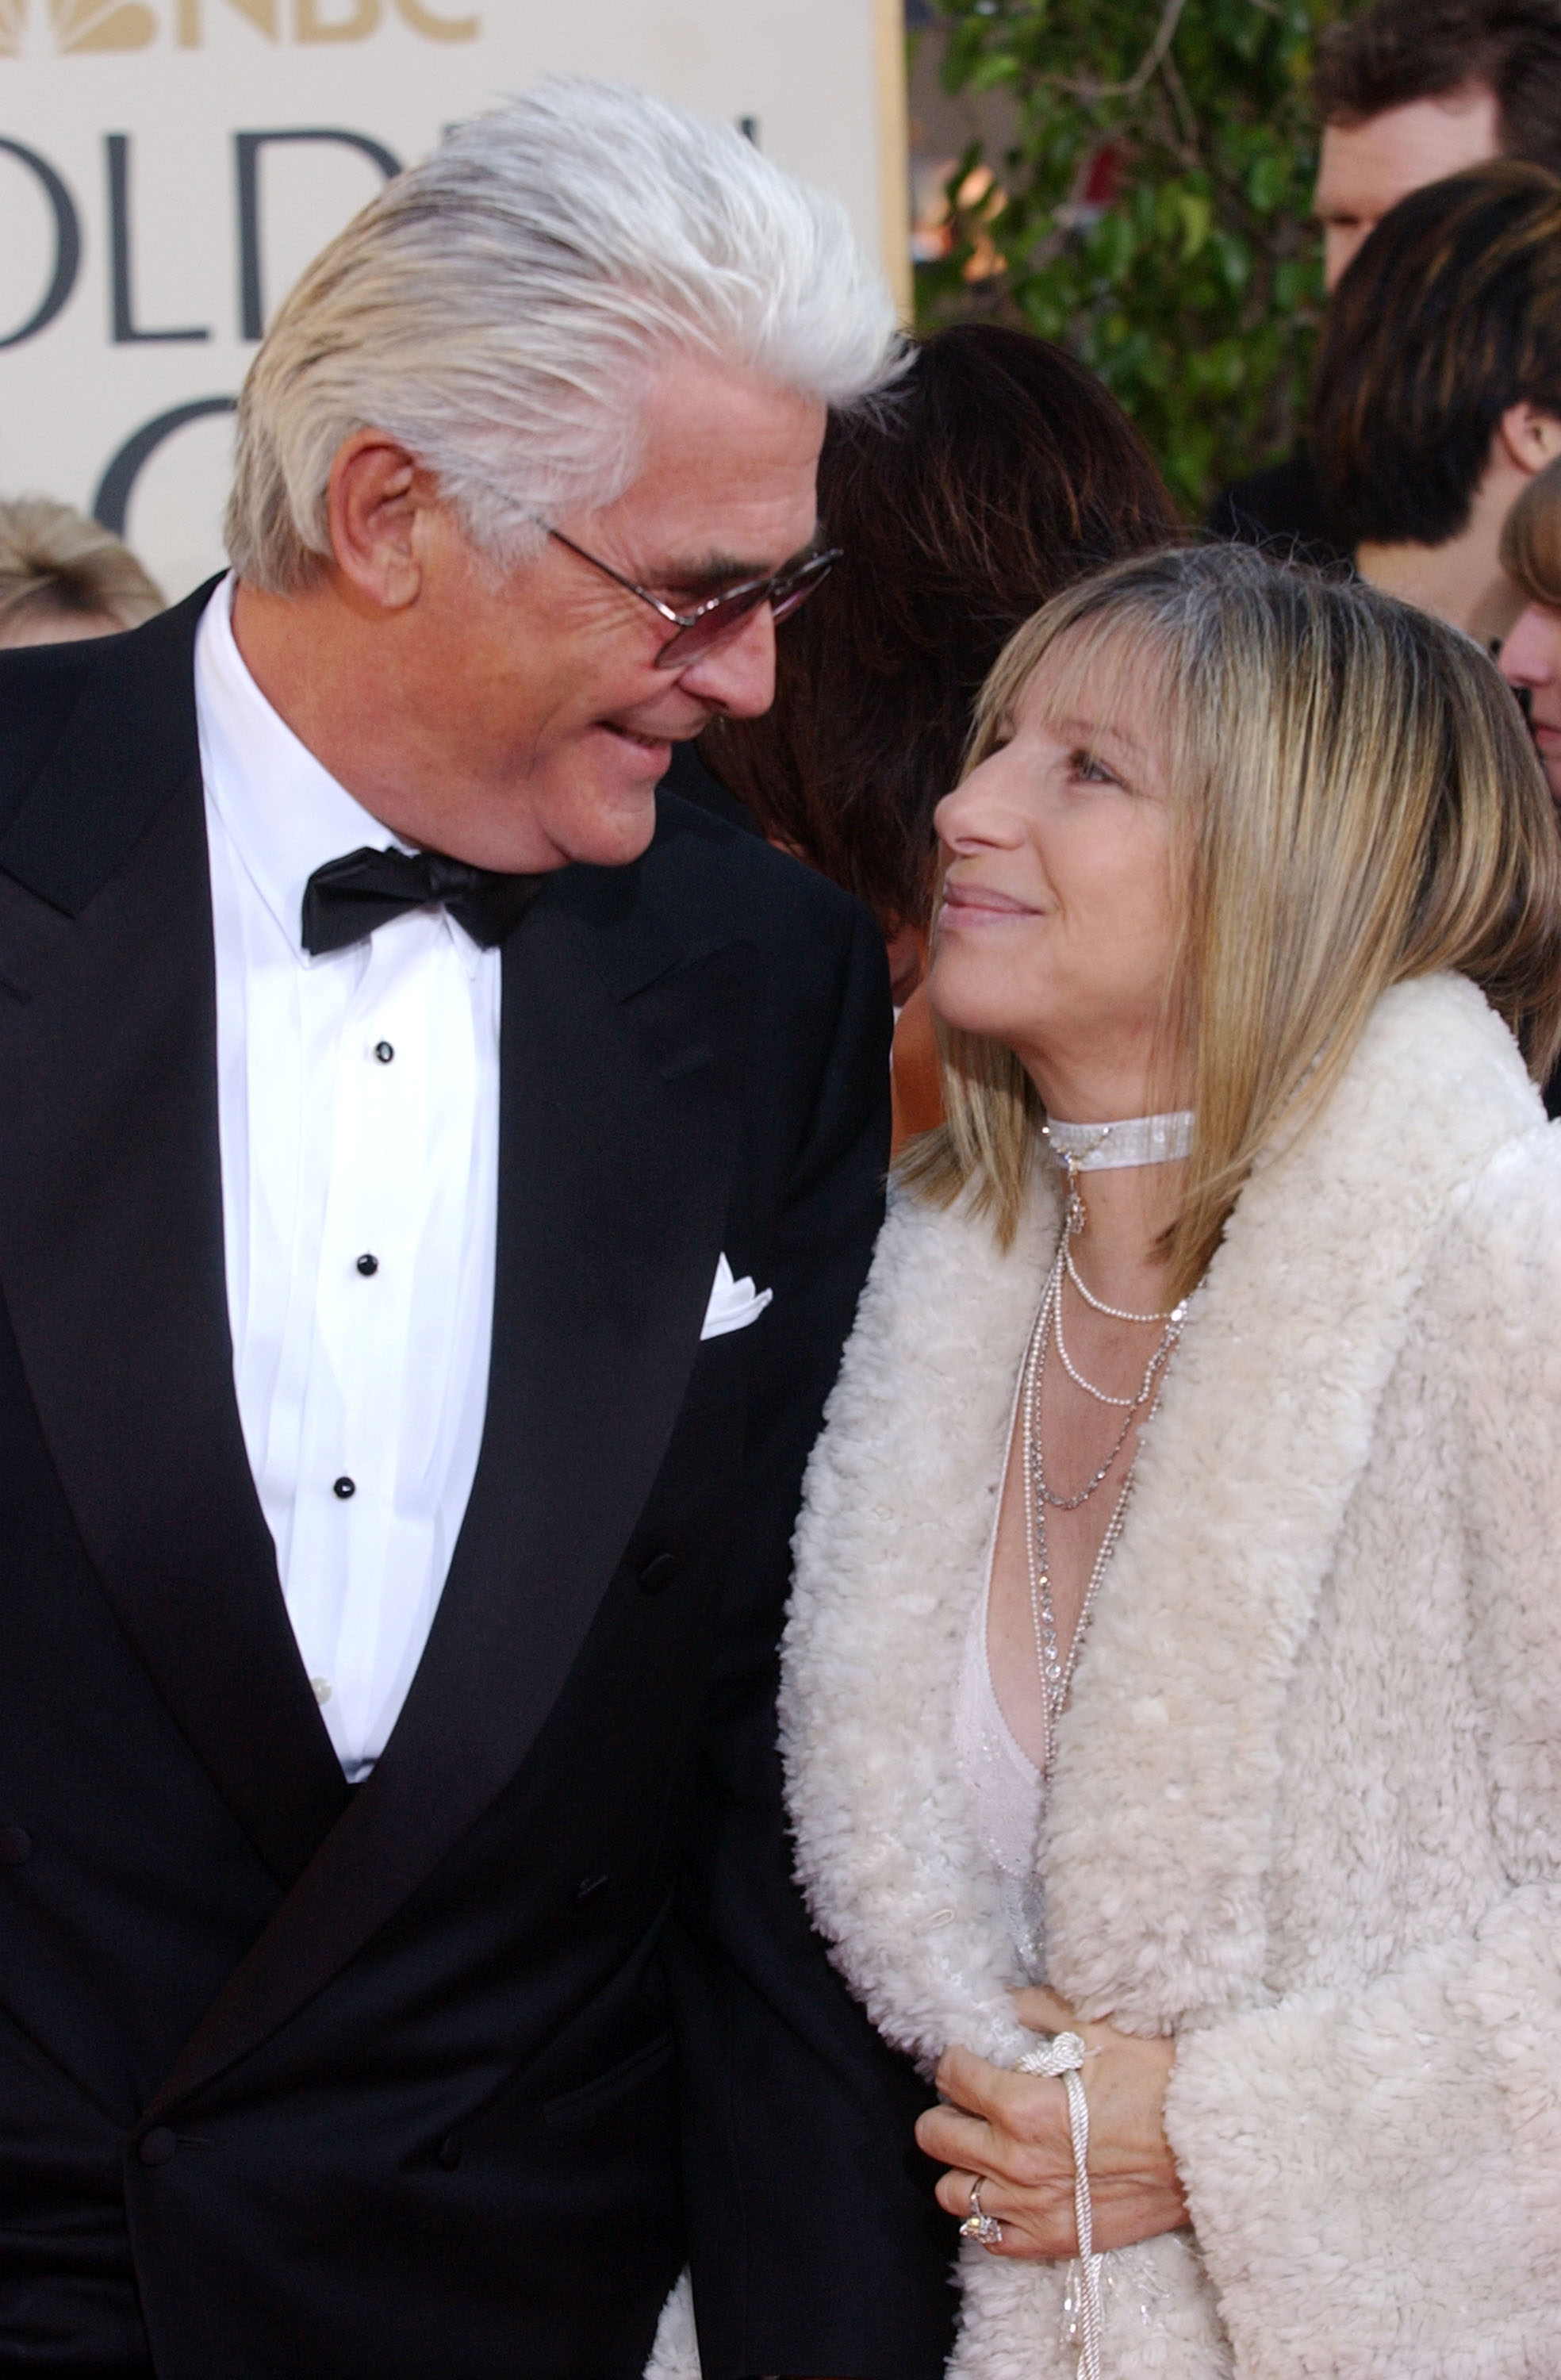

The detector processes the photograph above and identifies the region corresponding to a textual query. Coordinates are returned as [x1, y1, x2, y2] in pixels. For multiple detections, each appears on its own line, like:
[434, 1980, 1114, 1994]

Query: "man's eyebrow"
[652, 529, 824, 596]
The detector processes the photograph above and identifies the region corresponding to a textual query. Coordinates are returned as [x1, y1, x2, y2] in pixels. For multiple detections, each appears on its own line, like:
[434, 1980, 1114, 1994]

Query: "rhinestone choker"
[1042, 1110, 1194, 1170]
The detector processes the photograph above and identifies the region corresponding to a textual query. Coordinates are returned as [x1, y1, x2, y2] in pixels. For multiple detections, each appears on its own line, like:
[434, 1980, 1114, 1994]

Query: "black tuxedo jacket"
[0, 588, 954, 2380]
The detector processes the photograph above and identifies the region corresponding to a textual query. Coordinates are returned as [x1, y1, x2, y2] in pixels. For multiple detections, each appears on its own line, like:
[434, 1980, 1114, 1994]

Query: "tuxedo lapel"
[148, 880, 750, 2117]
[0, 599, 350, 1892]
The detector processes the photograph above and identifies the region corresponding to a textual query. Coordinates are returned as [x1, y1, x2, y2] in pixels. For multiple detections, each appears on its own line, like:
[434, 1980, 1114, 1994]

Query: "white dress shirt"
[194, 575, 500, 1780]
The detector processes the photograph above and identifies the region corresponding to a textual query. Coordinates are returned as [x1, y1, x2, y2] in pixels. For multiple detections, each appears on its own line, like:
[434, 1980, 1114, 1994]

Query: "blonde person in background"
[1499, 448, 1561, 800]
[0, 497, 163, 647]
[1496, 453, 1561, 1116]
[780, 543, 1561, 2378]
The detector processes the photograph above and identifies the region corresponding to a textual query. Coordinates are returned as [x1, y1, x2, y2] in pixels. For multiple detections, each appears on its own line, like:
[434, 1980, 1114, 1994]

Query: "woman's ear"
[324, 432, 436, 612]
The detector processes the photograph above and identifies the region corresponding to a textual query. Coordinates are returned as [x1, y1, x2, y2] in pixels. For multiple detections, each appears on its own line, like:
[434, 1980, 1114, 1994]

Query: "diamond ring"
[958, 2174, 1003, 2248]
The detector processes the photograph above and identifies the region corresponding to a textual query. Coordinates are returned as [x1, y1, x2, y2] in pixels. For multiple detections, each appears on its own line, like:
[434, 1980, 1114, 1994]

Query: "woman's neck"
[1022, 1032, 1178, 1131]
[1022, 1053, 1190, 1294]
[1063, 1165, 1183, 1308]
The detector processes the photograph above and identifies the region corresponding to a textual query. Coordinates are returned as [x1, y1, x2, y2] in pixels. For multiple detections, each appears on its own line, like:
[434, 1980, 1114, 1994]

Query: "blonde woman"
[0, 495, 162, 646]
[780, 544, 1561, 2378]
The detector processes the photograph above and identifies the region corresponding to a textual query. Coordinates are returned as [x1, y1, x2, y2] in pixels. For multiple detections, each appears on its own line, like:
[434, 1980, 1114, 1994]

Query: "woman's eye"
[1070, 749, 1118, 785]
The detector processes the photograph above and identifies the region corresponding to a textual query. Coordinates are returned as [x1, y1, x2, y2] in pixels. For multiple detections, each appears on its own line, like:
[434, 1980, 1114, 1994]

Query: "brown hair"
[903, 544, 1561, 1302]
[696, 324, 1179, 936]
[1314, 0, 1561, 174]
[1311, 159, 1561, 548]
[0, 497, 163, 643]
[1501, 447, 1561, 598]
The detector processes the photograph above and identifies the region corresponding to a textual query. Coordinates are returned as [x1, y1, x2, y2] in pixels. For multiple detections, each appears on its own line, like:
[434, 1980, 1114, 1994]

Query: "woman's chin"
[928, 958, 1029, 1044]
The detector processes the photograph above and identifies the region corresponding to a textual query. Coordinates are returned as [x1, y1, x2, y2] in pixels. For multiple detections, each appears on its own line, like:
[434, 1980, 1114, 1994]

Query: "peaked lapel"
[0, 593, 351, 1892]
[148, 877, 750, 2117]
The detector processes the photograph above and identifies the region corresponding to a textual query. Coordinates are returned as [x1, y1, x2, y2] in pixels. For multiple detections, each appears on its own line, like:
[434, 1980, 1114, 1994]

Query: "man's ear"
[324, 432, 437, 611]
[1496, 403, 1561, 479]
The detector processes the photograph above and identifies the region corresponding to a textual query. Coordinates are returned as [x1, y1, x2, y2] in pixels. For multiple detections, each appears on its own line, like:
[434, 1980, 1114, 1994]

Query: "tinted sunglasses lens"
[769, 556, 835, 624]
[656, 588, 766, 669]
[654, 553, 838, 668]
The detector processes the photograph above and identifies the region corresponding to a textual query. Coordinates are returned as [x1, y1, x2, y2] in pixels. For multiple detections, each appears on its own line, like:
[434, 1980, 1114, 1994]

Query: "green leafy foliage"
[917, 0, 1344, 515]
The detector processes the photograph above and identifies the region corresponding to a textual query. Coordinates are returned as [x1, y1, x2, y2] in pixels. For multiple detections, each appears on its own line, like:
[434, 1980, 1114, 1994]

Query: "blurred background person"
[690, 324, 1178, 1142]
[1310, 161, 1561, 643]
[1499, 447, 1561, 801]
[1210, 0, 1561, 562]
[1496, 451, 1561, 1113]
[0, 496, 163, 649]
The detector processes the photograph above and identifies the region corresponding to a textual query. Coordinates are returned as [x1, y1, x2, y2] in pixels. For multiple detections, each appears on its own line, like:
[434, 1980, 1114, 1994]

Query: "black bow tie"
[301, 846, 542, 958]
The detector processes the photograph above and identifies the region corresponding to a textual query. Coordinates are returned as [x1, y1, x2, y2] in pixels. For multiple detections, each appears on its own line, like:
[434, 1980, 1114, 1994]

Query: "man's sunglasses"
[545, 525, 841, 669]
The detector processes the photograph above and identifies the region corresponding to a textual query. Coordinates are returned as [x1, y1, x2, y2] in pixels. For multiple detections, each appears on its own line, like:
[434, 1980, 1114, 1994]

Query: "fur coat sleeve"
[781, 974, 1561, 2378]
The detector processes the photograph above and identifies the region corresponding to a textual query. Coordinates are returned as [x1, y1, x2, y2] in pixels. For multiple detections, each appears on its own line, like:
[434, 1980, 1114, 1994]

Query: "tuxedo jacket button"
[638, 1551, 677, 1595]
[0, 1825, 32, 1865]
[139, 2128, 178, 2167]
[437, 2131, 463, 2171]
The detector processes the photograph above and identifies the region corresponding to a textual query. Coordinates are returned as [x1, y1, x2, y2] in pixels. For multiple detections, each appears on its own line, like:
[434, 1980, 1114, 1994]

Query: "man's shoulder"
[0, 636, 109, 831]
[1206, 446, 1351, 569]
[0, 590, 210, 910]
[653, 789, 863, 930]
[0, 586, 211, 830]
[556, 787, 873, 970]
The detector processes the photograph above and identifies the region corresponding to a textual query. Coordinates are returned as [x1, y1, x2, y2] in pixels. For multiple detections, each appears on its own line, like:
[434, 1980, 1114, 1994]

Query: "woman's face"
[928, 636, 1182, 1106]
[1499, 599, 1561, 804]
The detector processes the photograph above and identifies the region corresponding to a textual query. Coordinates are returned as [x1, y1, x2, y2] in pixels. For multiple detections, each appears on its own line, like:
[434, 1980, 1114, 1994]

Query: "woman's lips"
[938, 881, 1040, 923]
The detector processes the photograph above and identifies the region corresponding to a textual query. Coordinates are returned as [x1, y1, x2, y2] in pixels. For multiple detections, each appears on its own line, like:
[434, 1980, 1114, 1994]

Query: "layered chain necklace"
[1022, 1115, 1191, 1765]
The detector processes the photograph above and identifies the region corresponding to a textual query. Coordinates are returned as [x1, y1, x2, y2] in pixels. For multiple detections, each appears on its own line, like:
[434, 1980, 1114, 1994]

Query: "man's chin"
[548, 766, 663, 869]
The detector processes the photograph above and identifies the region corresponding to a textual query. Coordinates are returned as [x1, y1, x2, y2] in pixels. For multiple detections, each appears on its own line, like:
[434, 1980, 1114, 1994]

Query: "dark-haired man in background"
[1210, 0, 1561, 562]
[1310, 160, 1561, 639]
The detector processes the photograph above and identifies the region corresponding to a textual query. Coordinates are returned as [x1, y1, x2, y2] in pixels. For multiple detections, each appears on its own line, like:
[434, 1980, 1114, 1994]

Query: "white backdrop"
[0, 0, 907, 600]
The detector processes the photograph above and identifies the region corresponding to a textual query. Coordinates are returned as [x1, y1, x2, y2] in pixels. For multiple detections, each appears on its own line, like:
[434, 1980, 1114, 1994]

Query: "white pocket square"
[700, 1253, 773, 1339]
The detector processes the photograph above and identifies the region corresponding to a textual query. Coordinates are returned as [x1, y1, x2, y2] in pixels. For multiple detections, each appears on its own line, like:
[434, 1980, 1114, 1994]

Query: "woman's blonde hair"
[0, 497, 163, 642]
[902, 543, 1561, 1303]
[1501, 449, 1561, 605]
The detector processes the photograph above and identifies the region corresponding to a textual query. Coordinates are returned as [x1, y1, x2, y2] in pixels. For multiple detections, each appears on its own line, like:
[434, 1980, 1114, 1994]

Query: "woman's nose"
[1500, 604, 1556, 691]
[934, 754, 1020, 851]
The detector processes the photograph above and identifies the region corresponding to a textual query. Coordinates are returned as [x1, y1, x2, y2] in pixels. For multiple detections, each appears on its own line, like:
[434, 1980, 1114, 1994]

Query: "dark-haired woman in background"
[690, 324, 1179, 1142]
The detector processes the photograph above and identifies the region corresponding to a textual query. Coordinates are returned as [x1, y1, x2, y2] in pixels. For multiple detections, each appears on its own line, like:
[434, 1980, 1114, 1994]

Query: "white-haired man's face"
[236, 360, 826, 875]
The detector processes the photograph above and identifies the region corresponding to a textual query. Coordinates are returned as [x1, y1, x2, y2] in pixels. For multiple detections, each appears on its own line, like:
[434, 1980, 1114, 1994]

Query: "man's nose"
[676, 601, 777, 719]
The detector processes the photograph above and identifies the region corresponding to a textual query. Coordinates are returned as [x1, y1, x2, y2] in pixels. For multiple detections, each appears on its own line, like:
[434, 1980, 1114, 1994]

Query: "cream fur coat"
[772, 973, 1561, 2380]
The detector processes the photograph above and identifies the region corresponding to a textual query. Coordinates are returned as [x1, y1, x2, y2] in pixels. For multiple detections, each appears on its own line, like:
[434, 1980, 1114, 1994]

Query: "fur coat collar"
[778, 973, 1553, 2378]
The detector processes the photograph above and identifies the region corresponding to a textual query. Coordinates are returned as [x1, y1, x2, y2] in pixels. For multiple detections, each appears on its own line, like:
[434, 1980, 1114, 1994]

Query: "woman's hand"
[915, 1985, 1189, 2259]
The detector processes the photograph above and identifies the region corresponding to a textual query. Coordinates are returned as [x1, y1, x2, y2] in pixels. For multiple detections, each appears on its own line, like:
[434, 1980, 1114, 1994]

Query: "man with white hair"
[0, 84, 954, 2380]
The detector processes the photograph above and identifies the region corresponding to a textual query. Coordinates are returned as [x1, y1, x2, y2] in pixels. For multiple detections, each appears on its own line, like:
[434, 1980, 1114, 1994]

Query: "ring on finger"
[957, 2174, 1003, 2248]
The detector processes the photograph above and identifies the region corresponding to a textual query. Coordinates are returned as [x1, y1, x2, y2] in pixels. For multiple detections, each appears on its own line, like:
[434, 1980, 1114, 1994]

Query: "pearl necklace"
[1022, 1158, 1187, 1762]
